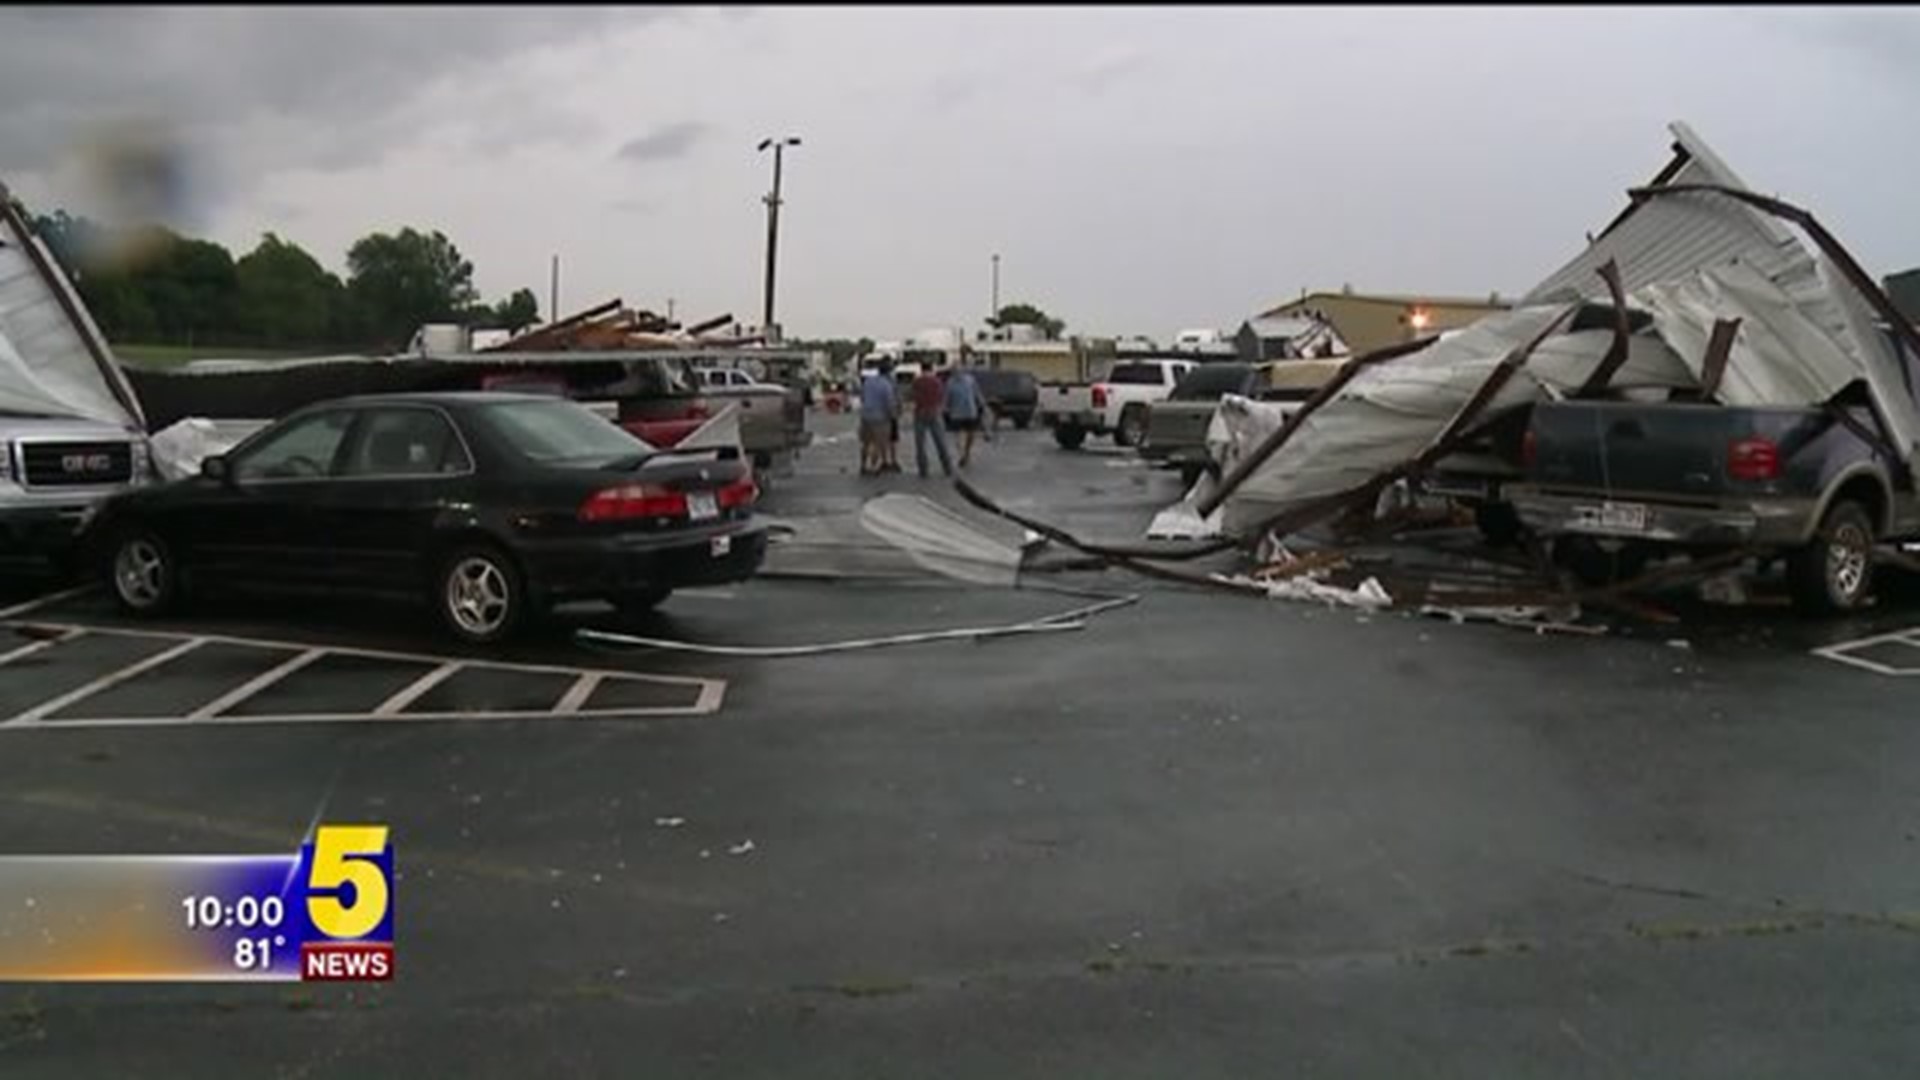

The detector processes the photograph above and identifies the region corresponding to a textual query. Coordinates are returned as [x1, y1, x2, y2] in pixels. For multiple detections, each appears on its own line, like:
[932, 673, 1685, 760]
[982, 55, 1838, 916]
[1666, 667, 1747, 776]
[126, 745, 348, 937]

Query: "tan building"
[1261, 288, 1510, 354]
[969, 339, 1080, 383]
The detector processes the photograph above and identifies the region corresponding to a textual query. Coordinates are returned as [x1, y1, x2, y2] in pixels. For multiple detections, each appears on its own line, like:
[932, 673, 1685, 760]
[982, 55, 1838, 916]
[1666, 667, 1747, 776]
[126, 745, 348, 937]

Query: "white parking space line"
[1811, 626, 1920, 677]
[6, 638, 208, 725]
[0, 585, 95, 622]
[0, 627, 86, 668]
[552, 672, 605, 715]
[0, 618, 728, 730]
[186, 648, 325, 720]
[374, 662, 467, 717]
[693, 680, 727, 715]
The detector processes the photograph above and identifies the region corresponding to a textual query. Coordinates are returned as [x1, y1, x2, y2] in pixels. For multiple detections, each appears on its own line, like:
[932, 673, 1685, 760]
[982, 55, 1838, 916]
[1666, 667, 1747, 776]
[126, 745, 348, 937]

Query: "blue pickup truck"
[1506, 361, 1920, 613]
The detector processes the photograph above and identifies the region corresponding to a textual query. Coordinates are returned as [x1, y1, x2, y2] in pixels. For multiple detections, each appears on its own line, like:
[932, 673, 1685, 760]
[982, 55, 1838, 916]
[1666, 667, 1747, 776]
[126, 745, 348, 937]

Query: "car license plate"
[1579, 500, 1648, 532]
[711, 534, 732, 558]
[687, 491, 719, 521]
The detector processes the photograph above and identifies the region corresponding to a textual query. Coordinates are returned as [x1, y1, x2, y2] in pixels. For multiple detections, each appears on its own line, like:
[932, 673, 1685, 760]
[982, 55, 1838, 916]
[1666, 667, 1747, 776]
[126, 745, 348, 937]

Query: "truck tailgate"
[1530, 401, 1787, 498]
[1143, 401, 1214, 453]
[1039, 385, 1093, 417]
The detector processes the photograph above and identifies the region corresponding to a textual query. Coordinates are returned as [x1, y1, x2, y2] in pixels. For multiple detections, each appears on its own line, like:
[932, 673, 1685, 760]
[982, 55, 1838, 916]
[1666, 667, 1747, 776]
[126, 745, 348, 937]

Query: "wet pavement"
[2, 411, 1919, 1076]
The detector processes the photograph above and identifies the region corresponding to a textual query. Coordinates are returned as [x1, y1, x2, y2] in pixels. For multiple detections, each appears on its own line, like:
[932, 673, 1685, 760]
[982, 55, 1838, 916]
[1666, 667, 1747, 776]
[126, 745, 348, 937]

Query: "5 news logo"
[297, 825, 394, 981]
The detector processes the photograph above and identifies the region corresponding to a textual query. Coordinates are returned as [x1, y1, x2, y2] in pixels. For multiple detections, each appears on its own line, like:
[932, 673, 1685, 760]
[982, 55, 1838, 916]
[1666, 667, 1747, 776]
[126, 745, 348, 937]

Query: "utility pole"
[757, 135, 801, 343]
[990, 253, 1001, 323]
[549, 255, 559, 325]
[667, 297, 676, 323]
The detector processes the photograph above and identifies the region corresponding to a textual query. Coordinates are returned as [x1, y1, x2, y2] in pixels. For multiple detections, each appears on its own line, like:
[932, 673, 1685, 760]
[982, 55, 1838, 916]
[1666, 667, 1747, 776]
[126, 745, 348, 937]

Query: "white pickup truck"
[1037, 358, 1196, 450]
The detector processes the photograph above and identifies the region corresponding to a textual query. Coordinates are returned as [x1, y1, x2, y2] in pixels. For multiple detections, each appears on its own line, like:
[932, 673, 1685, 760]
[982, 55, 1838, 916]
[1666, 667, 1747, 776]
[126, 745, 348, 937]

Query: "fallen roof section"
[0, 184, 146, 429]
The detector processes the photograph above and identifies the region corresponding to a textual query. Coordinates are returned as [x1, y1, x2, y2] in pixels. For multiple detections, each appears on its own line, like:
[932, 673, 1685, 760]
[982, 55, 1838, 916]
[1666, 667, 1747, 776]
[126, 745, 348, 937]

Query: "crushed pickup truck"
[1511, 341, 1920, 611]
[1150, 121, 1920, 617]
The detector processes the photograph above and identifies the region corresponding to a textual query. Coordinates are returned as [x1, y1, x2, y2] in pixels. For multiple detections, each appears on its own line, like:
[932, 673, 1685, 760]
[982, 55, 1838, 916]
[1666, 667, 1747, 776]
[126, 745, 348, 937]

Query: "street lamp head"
[758, 136, 801, 152]
[757, 138, 774, 152]
[785, 136, 802, 147]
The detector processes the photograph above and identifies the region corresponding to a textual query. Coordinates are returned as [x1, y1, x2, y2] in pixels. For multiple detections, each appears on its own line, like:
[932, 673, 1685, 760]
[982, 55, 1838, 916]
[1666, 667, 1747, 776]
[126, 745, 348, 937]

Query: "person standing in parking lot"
[909, 365, 955, 479]
[944, 362, 986, 468]
[859, 362, 899, 476]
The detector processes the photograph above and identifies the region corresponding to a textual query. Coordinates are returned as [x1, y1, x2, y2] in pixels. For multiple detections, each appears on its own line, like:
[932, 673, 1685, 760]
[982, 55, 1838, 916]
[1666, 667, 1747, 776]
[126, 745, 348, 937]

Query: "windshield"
[1170, 364, 1253, 401]
[478, 399, 654, 463]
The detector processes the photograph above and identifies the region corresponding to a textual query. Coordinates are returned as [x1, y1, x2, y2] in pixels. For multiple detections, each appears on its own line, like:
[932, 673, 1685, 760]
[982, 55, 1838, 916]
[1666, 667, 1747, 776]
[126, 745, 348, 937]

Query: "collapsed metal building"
[1189, 122, 1920, 547]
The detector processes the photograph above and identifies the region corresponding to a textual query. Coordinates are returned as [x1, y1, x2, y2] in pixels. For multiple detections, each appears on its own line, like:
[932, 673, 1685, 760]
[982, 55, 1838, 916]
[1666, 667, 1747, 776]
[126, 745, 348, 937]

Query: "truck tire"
[1787, 499, 1875, 615]
[1053, 424, 1087, 450]
[1553, 536, 1650, 589]
[1114, 405, 1147, 448]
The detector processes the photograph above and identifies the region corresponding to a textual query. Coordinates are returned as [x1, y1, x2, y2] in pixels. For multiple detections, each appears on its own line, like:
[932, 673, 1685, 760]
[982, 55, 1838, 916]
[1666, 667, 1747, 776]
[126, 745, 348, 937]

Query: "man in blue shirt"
[943, 362, 987, 468]
[859, 362, 899, 476]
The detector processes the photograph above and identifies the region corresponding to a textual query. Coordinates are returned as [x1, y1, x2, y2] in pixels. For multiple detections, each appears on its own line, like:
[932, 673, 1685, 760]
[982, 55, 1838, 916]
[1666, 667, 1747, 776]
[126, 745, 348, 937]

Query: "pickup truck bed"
[1140, 360, 1343, 483]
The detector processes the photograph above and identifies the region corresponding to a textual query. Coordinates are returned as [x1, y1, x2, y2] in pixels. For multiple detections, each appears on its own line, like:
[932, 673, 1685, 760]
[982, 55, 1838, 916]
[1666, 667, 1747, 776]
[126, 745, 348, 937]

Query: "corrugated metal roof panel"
[1524, 123, 1810, 306]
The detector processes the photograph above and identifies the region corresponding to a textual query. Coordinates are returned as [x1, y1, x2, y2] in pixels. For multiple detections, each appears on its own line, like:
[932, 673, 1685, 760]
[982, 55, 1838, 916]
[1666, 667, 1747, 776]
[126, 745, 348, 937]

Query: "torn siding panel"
[1819, 255, 1920, 469]
[0, 199, 144, 429]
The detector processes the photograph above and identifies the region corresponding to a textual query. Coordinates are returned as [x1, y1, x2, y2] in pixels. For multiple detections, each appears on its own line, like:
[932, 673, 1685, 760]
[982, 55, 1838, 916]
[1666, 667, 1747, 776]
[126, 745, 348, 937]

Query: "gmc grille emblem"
[62, 453, 113, 474]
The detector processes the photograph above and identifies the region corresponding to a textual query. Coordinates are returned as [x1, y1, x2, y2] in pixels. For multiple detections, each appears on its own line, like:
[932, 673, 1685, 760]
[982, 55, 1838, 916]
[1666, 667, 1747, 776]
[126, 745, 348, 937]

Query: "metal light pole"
[757, 135, 801, 342]
[990, 253, 1000, 322]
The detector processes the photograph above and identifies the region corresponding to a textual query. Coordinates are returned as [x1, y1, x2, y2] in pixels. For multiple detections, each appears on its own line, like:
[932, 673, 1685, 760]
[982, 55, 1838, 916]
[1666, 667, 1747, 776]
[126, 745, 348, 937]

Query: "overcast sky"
[4, 5, 1919, 341]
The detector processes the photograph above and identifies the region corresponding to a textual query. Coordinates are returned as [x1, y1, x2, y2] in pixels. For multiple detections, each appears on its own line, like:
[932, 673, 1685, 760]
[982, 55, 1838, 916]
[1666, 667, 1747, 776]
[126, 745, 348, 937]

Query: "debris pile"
[1198, 122, 1920, 546]
[1001, 122, 1920, 630]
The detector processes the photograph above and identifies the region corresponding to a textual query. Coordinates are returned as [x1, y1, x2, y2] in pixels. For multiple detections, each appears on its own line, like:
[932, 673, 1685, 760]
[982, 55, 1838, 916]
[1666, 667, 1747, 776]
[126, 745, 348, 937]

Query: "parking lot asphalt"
[4, 412, 1920, 1076]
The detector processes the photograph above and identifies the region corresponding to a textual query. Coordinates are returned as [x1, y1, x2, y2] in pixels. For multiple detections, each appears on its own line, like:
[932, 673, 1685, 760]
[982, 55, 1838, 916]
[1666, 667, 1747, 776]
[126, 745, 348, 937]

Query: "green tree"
[490, 288, 540, 331]
[138, 232, 238, 346]
[992, 302, 1065, 340]
[344, 227, 478, 346]
[234, 233, 344, 347]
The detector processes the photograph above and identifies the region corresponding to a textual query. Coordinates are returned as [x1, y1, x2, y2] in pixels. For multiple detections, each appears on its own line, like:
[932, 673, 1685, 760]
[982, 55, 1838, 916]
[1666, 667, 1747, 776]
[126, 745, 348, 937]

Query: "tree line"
[7, 194, 540, 354]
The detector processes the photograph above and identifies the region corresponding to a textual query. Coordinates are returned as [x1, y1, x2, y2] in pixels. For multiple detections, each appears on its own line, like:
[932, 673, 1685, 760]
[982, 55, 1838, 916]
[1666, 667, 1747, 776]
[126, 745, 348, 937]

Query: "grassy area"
[112, 343, 331, 368]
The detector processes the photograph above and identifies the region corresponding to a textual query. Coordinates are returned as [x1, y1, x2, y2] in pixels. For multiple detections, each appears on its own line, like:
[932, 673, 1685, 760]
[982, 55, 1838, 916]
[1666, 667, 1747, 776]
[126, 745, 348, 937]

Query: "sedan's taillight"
[579, 483, 687, 522]
[717, 475, 759, 509]
[1728, 437, 1781, 481]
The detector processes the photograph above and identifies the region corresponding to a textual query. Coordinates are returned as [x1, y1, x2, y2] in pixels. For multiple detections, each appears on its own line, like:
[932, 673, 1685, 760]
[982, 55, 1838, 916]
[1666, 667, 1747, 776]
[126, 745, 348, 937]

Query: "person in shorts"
[943, 362, 986, 468]
[859, 362, 898, 476]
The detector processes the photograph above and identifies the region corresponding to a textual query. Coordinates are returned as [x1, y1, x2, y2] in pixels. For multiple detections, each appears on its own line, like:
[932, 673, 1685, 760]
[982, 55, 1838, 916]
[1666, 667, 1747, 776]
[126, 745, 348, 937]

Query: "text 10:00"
[181, 895, 285, 930]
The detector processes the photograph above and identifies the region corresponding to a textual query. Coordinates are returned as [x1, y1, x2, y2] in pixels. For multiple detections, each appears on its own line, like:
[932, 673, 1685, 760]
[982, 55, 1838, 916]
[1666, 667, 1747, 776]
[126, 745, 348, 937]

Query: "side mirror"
[201, 455, 231, 483]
